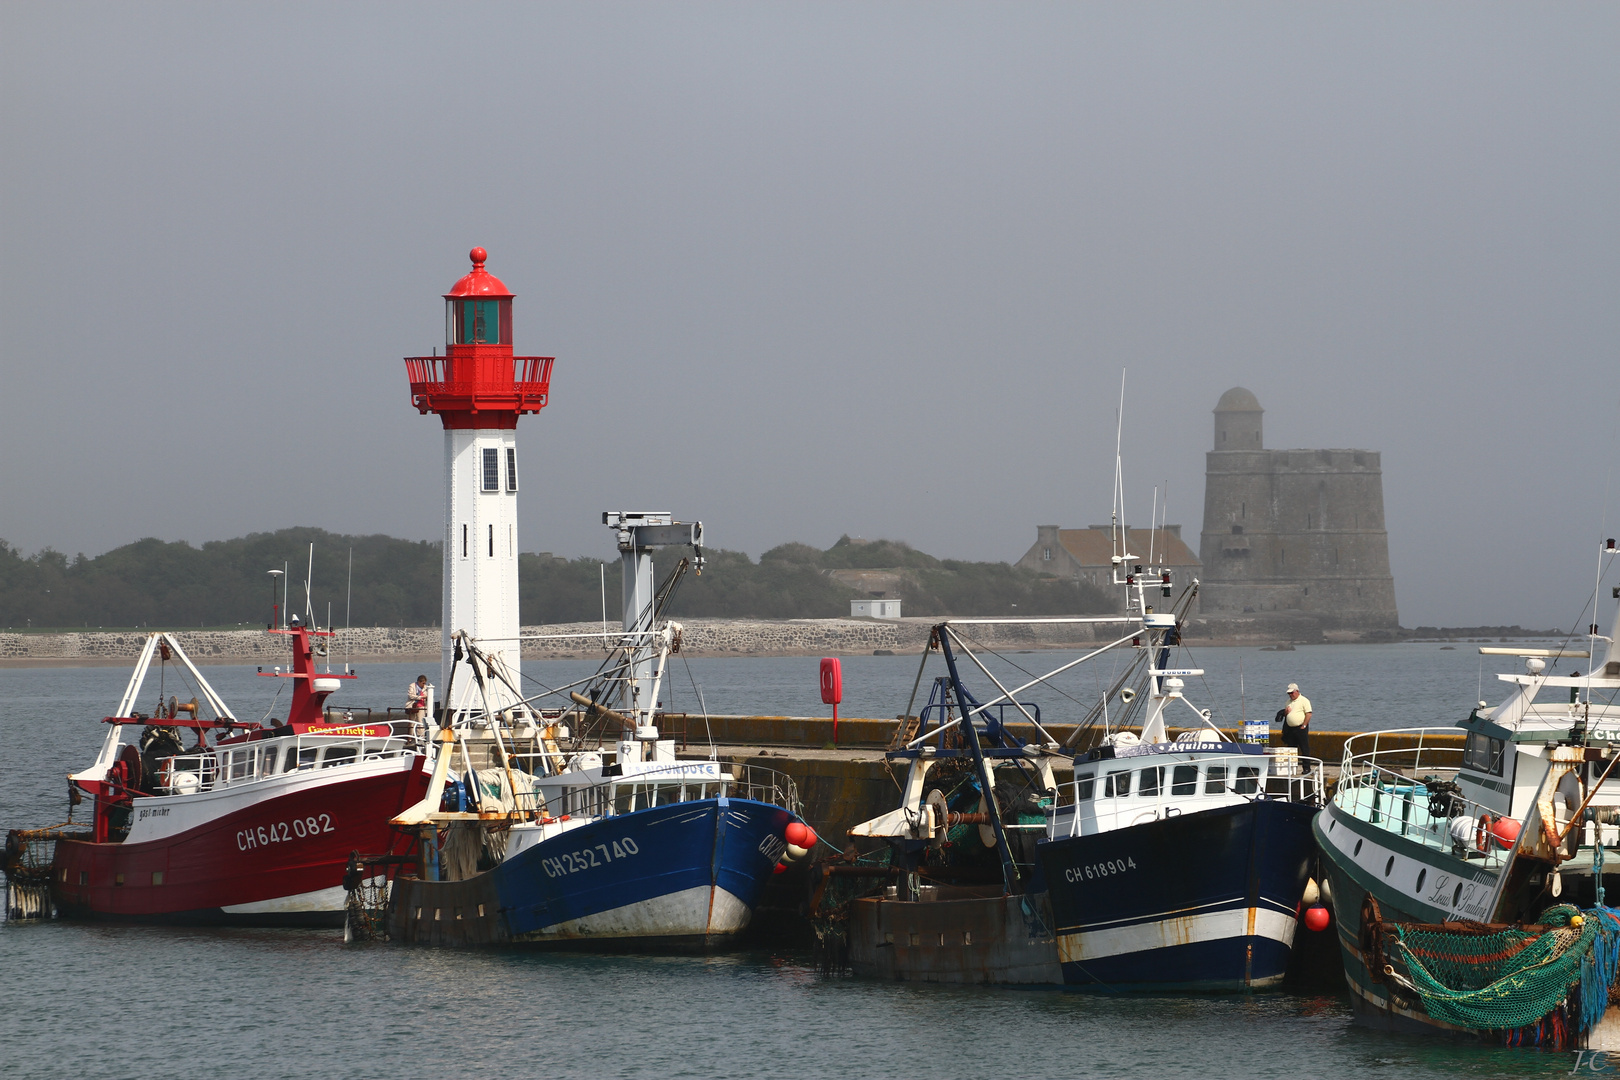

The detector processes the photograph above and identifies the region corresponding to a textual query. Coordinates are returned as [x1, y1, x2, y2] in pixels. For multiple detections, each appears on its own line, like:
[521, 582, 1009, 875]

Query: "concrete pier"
[672, 716, 1463, 843]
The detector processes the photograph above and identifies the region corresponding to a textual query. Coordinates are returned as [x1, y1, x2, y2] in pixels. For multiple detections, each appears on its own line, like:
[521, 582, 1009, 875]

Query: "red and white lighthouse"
[405, 247, 553, 711]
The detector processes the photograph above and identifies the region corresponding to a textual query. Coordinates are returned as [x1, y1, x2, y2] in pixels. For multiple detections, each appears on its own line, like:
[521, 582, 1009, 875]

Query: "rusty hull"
[848, 888, 1063, 984]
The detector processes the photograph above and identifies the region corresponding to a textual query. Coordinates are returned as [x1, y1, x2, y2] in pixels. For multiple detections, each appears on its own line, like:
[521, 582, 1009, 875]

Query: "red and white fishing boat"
[10, 622, 430, 925]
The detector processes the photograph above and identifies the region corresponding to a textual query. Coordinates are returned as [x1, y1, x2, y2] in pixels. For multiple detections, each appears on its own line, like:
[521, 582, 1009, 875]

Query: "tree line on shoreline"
[0, 529, 1112, 630]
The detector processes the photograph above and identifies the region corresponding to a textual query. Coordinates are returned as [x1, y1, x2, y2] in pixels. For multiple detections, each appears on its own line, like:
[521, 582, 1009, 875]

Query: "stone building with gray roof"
[1016, 524, 1201, 614]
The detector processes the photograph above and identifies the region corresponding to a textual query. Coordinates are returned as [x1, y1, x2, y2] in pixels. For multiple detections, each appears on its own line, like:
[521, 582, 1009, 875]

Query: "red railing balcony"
[404, 355, 554, 417]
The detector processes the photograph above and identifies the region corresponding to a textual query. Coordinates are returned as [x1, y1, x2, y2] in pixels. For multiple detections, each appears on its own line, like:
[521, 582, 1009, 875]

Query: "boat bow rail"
[1334, 728, 1513, 869]
[529, 762, 801, 821]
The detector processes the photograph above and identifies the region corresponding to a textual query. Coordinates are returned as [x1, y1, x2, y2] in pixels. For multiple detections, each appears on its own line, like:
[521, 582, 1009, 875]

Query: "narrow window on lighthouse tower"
[489, 524, 494, 558]
[506, 448, 518, 492]
[462, 524, 468, 559]
[482, 448, 499, 492]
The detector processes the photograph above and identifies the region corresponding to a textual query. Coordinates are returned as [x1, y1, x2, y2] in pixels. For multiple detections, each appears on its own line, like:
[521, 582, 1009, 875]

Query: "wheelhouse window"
[228, 748, 257, 782]
[1104, 771, 1132, 798]
[447, 298, 510, 345]
[1171, 764, 1199, 795]
[1075, 774, 1095, 801]
[1234, 766, 1260, 794]
[482, 448, 500, 492]
[1463, 731, 1506, 777]
[506, 448, 518, 492]
[1138, 766, 1162, 797]
[1205, 765, 1228, 795]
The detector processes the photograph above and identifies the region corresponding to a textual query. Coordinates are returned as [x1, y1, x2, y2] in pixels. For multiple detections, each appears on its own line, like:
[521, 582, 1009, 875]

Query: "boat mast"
[603, 512, 705, 760]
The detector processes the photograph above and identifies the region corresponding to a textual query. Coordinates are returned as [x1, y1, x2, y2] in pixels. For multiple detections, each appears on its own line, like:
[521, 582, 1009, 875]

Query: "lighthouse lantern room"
[405, 248, 553, 711]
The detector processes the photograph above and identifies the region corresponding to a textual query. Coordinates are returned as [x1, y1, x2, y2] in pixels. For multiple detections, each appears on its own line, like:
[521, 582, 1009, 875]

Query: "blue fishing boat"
[350, 512, 808, 947]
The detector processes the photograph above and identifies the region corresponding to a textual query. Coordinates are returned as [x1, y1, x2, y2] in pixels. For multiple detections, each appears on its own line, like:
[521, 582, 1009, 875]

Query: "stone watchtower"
[1198, 388, 1398, 629]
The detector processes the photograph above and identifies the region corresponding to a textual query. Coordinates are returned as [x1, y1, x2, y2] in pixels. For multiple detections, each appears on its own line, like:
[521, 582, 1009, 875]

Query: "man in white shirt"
[1280, 682, 1312, 754]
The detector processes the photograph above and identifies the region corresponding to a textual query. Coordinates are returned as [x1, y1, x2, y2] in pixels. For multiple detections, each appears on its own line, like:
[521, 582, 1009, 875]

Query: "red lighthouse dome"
[446, 247, 513, 297]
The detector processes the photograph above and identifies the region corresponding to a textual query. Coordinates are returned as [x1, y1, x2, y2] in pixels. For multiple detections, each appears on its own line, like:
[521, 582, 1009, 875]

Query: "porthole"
[1453, 883, 1464, 907]
[1384, 856, 1395, 877]
[1415, 869, 1426, 893]
[1354, 838, 1363, 857]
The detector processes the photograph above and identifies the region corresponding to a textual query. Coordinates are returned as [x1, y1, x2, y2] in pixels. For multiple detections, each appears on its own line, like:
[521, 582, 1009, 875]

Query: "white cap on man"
[1287, 683, 1299, 693]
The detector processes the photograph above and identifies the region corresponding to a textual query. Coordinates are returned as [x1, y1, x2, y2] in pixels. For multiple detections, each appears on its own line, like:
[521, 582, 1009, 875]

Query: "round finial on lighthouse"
[470, 246, 488, 268]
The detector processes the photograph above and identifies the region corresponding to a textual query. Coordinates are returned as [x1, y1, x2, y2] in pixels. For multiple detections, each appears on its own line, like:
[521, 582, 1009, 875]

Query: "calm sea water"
[0, 645, 1596, 1079]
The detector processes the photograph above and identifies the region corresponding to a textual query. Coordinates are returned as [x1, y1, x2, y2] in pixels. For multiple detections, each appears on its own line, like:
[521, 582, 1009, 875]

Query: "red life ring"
[1475, 813, 1494, 853]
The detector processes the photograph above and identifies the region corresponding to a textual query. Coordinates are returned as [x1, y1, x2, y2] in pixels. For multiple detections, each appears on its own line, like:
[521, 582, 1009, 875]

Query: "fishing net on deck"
[1386, 904, 1620, 1041]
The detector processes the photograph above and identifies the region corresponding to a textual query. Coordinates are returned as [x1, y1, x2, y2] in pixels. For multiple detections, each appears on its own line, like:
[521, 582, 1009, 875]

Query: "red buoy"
[785, 821, 818, 850]
[772, 862, 787, 875]
[1492, 817, 1521, 846]
[1303, 905, 1330, 932]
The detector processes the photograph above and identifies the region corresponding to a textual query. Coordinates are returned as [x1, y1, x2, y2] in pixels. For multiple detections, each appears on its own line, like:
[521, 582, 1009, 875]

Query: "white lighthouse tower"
[404, 247, 554, 712]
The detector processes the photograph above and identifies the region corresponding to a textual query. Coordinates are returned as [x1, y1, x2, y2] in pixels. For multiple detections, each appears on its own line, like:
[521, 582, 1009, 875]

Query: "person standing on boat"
[407, 675, 429, 724]
[1279, 682, 1311, 753]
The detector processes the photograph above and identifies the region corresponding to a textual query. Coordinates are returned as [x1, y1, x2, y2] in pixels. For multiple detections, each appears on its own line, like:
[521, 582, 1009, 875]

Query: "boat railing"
[527, 762, 801, 819]
[1338, 727, 1464, 777]
[1053, 749, 1325, 838]
[1335, 731, 1510, 868]
[153, 732, 420, 796]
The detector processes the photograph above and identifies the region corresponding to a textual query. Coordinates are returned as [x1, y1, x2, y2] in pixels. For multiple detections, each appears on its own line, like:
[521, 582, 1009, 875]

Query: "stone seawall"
[0, 618, 1133, 665]
[0, 612, 1348, 666]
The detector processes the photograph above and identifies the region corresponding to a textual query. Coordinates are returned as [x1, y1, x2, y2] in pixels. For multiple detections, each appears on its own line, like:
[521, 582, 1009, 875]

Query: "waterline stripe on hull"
[222, 884, 347, 915]
[1057, 893, 1299, 935]
[522, 884, 750, 940]
[1057, 905, 1296, 964]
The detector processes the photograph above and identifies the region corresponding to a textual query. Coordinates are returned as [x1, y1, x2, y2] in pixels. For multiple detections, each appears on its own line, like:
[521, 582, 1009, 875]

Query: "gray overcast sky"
[4, 3, 1619, 629]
